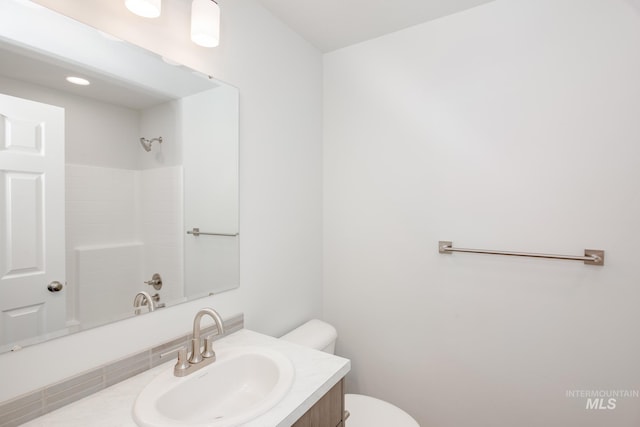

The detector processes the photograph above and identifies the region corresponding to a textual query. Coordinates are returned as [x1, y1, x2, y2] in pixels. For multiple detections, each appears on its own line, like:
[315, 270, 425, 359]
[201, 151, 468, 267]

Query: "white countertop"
[22, 329, 350, 427]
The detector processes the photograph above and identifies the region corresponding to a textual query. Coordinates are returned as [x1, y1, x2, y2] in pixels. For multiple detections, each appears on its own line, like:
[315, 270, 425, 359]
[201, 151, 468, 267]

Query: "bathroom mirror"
[0, 0, 239, 353]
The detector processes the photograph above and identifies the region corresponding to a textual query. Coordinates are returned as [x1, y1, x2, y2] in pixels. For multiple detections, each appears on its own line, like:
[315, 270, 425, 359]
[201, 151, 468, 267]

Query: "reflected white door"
[0, 93, 65, 347]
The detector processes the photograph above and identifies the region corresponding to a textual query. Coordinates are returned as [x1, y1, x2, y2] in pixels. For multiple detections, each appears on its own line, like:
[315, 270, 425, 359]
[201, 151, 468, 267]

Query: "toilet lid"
[345, 394, 420, 427]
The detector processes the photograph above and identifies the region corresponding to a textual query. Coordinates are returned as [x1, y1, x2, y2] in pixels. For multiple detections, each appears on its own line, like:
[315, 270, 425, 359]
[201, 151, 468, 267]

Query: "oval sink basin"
[133, 346, 295, 427]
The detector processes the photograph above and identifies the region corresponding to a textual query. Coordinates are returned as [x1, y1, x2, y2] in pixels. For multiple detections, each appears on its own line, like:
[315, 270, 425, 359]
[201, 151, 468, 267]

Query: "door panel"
[1, 303, 45, 344]
[3, 172, 43, 275]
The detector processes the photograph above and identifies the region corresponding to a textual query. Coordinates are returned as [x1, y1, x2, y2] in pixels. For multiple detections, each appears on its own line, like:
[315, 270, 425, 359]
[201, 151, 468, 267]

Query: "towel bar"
[438, 241, 604, 266]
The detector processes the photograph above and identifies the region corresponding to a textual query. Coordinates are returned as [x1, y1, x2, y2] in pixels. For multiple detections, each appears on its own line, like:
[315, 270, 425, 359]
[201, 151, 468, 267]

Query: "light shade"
[125, 0, 161, 18]
[191, 0, 220, 48]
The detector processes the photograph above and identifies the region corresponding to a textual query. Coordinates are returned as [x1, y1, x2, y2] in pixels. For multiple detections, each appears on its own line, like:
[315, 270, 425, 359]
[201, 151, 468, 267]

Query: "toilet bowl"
[280, 319, 420, 427]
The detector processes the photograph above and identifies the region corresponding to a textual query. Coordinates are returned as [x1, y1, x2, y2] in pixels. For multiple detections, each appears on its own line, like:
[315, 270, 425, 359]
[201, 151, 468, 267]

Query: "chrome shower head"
[140, 136, 162, 152]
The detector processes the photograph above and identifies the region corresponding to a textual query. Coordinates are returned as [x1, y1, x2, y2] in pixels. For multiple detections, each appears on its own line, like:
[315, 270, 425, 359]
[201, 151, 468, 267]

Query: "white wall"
[0, 0, 323, 402]
[323, 0, 640, 426]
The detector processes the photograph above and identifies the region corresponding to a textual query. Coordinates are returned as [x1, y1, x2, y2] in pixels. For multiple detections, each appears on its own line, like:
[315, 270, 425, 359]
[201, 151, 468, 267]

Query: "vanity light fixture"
[125, 0, 161, 18]
[191, 0, 220, 48]
[66, 76, 90, 86]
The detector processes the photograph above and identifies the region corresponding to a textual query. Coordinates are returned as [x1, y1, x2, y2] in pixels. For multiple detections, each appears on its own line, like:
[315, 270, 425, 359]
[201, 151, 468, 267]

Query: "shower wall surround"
[0, 0, 323, 404]
[67, 164, 183, 327]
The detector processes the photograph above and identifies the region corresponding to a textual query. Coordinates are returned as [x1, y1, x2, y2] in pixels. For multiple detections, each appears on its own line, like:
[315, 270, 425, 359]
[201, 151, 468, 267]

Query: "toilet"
[281, 319, 420, 427]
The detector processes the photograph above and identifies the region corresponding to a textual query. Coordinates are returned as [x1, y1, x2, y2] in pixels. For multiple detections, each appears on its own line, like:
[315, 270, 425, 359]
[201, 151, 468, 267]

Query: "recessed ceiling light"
[125, 0, 161, 18]
[66, 76, 91, 86]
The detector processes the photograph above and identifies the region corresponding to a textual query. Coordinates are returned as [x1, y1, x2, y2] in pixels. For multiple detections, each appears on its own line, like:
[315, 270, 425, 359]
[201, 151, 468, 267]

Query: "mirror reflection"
[0, 0, 239, 353]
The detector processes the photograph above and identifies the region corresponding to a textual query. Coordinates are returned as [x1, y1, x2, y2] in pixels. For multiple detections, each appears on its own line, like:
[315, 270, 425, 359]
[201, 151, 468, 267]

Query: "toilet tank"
[280, 319, 337, 354]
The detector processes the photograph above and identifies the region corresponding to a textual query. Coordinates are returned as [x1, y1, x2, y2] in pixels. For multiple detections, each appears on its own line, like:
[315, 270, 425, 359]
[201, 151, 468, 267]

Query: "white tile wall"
[139, 166, 184, 306]
[66, 164, 140, 324]
[75, 243, 143, 327]
[66, 164, 183, 325]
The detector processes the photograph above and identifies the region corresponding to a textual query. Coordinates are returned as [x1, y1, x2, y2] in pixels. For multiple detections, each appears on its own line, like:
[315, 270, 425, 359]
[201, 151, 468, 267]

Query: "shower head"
[140, 138, 151, 152]
[140, 136, 162, 152]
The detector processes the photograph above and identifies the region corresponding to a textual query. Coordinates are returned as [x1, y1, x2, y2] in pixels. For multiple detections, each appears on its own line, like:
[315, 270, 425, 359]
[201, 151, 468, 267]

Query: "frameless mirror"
[0, 0, 239, 353]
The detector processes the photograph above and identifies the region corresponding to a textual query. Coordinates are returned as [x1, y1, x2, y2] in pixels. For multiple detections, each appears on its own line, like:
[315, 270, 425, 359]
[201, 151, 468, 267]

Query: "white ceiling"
[254, 0, 497, 52]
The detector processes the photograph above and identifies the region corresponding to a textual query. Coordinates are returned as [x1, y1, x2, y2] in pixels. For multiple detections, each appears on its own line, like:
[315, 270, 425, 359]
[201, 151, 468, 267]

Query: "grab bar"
[186, 228, 238, 237]
[438, 241, 604, 266]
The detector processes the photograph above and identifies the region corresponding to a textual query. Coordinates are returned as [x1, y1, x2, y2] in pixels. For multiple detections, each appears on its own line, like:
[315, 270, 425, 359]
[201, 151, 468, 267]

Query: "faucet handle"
[174, 348, 190, 373]
[202, 336, 216, 359]
[144, 273, 163, 290]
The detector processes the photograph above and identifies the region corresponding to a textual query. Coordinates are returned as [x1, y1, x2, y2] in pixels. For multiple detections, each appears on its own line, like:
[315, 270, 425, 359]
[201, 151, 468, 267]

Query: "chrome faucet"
[133, 291, 155, 315]
[174, 307, 225, 377]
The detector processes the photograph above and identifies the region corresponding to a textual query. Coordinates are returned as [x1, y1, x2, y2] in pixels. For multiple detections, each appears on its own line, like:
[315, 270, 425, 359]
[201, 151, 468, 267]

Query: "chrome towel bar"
[186, 228, 239, 237]
[438, 241, 604, 266]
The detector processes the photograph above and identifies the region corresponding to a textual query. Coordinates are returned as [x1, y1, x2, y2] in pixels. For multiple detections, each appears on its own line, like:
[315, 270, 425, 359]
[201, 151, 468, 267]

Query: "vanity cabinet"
[292, 378, 345, 427]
